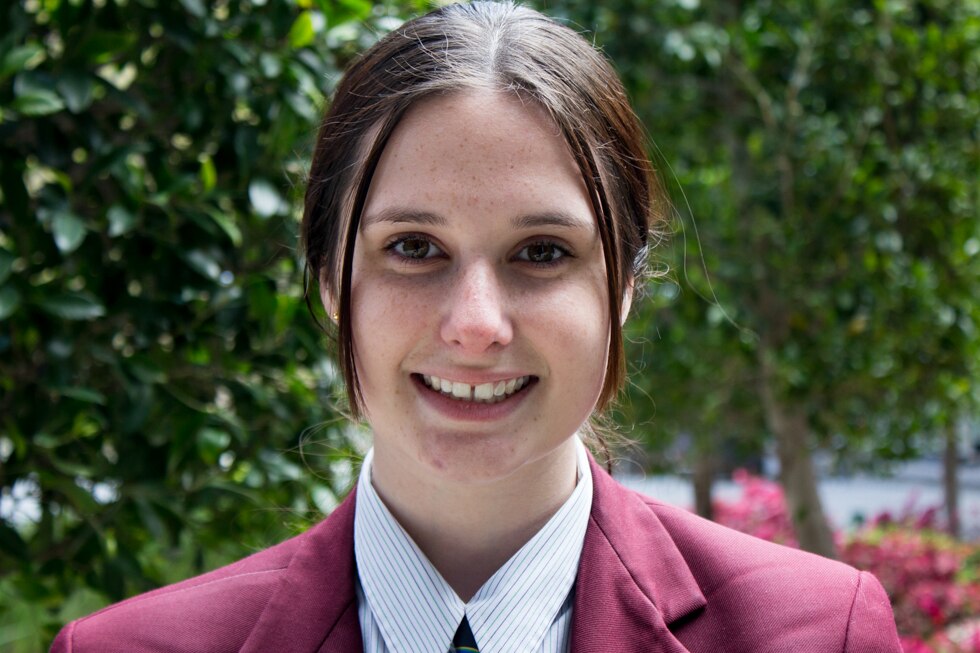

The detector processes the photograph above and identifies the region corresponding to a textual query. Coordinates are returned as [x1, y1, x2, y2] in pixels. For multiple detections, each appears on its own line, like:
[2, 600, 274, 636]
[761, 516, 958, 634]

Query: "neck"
[370, 439, 579, 601]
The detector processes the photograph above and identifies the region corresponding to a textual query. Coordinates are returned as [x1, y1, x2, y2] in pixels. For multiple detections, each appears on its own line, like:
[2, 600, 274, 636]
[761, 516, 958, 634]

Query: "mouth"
[415, 373, 536, 404]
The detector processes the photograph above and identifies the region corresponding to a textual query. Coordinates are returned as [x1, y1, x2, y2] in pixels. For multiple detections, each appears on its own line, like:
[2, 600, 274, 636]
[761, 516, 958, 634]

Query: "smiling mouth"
[417, 373, 535, 404]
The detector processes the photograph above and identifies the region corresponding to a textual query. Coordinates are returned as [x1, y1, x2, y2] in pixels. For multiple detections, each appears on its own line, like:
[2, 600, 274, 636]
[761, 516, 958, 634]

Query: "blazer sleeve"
[49, 621, 73, 653]
[843, 571, 902, 653]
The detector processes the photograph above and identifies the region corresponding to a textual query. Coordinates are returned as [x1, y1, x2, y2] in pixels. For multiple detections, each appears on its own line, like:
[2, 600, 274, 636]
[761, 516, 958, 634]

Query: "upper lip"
[412, 370, 535, 384]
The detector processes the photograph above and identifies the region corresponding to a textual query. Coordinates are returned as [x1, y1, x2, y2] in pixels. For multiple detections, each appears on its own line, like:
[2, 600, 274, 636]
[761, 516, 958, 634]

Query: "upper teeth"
[421, 374, 531, 403]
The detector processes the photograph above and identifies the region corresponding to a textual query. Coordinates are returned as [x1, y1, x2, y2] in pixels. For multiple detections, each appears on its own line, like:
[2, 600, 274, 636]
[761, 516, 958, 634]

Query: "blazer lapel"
[241, 455, 707, 653]
[241, 490, 364, 653]
[571, 457, 706, 653]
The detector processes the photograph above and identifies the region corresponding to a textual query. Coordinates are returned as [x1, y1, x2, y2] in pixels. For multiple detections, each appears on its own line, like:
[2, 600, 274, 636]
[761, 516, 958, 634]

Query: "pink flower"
[703, 470, 980, 646]
[900, 636, 935, 653]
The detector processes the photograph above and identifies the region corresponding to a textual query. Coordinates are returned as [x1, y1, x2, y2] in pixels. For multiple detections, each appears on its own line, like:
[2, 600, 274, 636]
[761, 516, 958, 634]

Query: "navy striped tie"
[452, 615, 479, 653]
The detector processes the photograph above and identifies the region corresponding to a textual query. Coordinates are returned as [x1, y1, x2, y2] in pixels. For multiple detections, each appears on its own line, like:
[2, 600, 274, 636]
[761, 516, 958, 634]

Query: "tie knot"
[452, 615, 480, 652]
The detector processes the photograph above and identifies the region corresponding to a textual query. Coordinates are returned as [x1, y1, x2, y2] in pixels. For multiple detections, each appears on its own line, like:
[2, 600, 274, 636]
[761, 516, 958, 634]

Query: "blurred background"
[0, 0, 977, 650]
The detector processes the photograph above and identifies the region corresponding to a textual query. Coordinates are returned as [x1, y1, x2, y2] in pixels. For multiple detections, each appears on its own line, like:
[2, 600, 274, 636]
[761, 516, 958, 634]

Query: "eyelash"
[514, 240, 572, 267]
[384, 234, 444, 263]
[383, 235, 573, 268]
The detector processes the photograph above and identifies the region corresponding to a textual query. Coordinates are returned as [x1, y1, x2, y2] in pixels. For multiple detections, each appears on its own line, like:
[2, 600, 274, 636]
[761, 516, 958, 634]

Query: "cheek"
[353, 272, 440, 326]
[522, 279, 610, 367]
[349, 272, 434, 376]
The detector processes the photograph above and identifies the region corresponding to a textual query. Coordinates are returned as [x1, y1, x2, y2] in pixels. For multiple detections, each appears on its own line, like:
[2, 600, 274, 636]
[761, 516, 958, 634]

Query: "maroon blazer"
[52, 457, 902, 652]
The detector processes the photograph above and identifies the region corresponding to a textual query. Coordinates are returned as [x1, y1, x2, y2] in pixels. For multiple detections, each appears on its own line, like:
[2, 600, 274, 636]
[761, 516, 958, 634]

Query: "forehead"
[360, 89, 595, 231]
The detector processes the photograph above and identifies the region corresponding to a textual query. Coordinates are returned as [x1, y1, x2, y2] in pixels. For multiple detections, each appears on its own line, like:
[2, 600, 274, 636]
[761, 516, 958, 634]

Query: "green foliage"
[546, 0, 979, 556]
[552, 0, 980, 470]
[0, 0, 422, 649]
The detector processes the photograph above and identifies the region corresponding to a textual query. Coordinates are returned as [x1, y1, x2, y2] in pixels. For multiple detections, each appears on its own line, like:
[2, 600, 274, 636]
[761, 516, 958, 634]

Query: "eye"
[515, 241, 570, 266]
[387, 235, 443, 261]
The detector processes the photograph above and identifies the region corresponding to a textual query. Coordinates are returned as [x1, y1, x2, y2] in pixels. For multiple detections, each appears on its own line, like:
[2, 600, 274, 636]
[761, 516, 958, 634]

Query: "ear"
[620, 277, 634, 326]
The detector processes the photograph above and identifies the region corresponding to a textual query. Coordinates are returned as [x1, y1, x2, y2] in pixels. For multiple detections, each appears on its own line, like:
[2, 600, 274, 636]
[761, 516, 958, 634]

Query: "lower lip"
[411, 374, 536, 422]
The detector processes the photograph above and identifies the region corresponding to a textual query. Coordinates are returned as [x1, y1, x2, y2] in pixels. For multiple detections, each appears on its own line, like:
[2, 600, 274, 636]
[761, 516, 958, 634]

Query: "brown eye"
[517, 241, 568, 265]
[390, 236, 441, 260]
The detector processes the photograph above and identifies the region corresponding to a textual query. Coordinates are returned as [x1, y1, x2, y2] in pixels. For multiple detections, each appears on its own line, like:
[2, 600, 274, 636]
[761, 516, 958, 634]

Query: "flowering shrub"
[711, 471, 980, 653]
[711, 469, 798, 547]
[844, 529, 980, 649]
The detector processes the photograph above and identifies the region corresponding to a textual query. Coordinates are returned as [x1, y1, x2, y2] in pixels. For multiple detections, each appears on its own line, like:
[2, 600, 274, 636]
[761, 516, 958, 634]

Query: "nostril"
[440, 305, 512, 350]
[439, 264, 514, 349]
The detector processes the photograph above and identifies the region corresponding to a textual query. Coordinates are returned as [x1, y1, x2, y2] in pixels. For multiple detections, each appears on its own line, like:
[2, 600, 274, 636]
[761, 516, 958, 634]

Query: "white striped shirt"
[354, 441, 593, 653]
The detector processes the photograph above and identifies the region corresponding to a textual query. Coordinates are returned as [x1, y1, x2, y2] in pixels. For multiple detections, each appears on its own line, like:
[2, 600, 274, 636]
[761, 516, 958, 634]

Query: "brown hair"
[302, 1, 665, 426]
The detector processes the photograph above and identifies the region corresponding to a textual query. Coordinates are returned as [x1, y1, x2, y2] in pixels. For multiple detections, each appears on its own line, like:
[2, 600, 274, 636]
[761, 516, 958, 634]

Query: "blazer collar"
[241, 489, 363, 653]
[570, 455, 706, 653]
[241, 454, 706, 653]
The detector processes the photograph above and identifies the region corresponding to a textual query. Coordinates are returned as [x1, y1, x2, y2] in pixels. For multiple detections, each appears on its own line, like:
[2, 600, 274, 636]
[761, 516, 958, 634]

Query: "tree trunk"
[944, 421, 960, 538]
[757, 355, 838, 559]
[692, 450, 715, 520]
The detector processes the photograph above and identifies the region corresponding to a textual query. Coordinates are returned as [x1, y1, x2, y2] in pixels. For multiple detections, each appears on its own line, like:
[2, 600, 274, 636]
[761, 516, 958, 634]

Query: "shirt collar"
[355, 440, 593, 653]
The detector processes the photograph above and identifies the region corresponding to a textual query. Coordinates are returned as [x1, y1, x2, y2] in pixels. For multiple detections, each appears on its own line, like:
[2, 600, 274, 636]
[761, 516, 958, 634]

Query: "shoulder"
[584, 458, 901, 651]
[51, 530, 309, 653]
[640, 495, 854, 591]
[638, 495, 900, 652]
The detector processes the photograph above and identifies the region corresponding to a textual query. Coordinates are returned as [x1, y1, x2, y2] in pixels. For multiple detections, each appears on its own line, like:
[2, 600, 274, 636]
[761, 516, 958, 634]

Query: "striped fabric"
[354, 440, 593, 653]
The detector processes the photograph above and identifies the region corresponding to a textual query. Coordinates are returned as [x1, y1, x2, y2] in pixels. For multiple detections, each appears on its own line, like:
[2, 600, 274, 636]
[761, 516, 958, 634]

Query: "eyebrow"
[361, 208, 448, 228]
[362, 207, 595, 233]
[512, 211, 595, 233]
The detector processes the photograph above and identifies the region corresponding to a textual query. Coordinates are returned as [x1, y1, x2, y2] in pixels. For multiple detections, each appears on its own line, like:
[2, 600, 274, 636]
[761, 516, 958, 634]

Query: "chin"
[423, 443, 521, 483]
[416, 430, 566, 487]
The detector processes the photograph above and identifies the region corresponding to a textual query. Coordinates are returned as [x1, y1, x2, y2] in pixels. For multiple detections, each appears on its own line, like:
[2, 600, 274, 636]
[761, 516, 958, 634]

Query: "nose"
[440, 260, 513, 353]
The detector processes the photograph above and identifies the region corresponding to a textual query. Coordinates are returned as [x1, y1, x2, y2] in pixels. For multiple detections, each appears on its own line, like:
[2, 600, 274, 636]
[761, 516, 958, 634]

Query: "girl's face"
[347, 90, 610, 486]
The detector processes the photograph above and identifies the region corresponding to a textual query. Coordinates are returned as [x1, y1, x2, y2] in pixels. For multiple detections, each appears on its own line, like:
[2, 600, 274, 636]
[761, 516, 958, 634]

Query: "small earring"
[331, 311, 339, 322]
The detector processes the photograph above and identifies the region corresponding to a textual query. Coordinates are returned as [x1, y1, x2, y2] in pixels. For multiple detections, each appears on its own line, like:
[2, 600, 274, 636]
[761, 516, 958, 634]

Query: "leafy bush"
[0, 1, 424, 649]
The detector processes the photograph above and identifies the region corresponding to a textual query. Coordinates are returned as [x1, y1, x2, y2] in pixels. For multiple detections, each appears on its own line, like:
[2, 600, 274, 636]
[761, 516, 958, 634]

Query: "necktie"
[452, 615, 480, 653]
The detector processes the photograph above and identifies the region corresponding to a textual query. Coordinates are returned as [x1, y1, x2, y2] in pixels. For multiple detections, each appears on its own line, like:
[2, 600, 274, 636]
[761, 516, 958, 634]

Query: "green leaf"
[248, 179, 286, 218]
[0, 43, 45, 82]
[259, 449, 303, 482]
[75, 30, 138, 65]
[206, 209, 243, 247]
[199, 155, 217, 192]
[57, 72, 96, 113]
[311, 484, 338, 513]
[259, 53, 282, 78]
[184, 249, 221, 281]
[179, 0, 207, 18]
[107, 205, 137, 237]
[34, 432, 61, 449]
[325, 0, 372, 22]
[52, 211, 87, 253]
[56, 386, 108, 405]
[288, 12, 316, 49]
[37, 292, 106, 320]
[0, 249, 14, 285]
[126, 357, 167, 384]
[0, 286, 21, 321]
[12, 89, 65, 116]
[197, 428, 231, 465]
